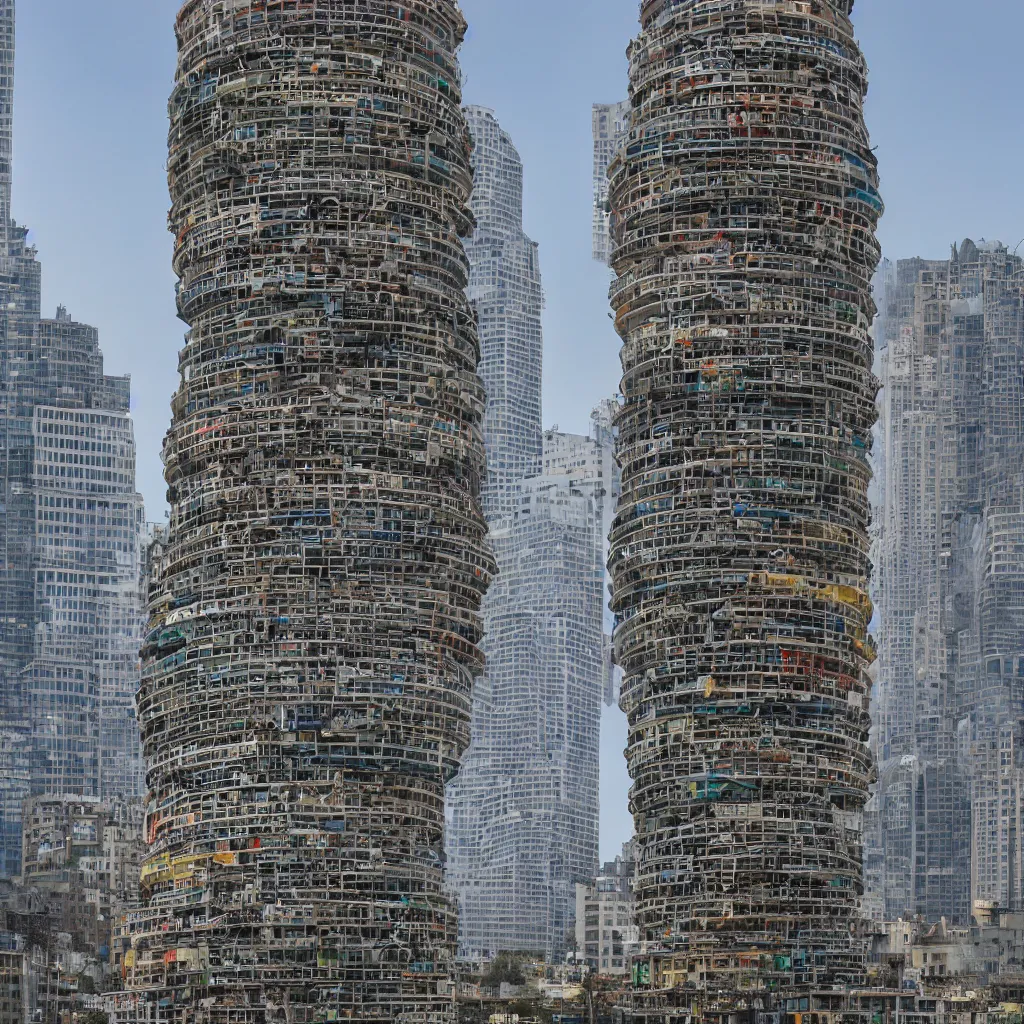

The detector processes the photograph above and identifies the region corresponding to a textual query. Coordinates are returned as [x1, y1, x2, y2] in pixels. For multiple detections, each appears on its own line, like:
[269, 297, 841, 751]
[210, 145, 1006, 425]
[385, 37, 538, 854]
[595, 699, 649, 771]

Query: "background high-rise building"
[870, 241, 1024, 922]
[608, 1, 881, 1019]
[463, 107, 544, 522]
[0, 307, 146, 857]
[0, 0, 144, 880]
[447, 107, 613, 962]
[448, 410, 616, 961]
[0, 0, 35, 325]
[592, 102, 630, 266]
[574, 840, 637, 977]
[861, 257, 897, 924]
[0, 0, 13, 239]
[0, 222, 39, 881]
[870, 254, 970, 923]
[121, 4, 492, 1020]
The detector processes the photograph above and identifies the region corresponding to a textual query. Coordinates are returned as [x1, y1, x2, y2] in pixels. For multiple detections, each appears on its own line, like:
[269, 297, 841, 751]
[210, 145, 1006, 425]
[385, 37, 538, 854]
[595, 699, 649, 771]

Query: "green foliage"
[504, 998, 553, 1024]
[483, 952, 528, 987]
[80, 1013, 109, 1024]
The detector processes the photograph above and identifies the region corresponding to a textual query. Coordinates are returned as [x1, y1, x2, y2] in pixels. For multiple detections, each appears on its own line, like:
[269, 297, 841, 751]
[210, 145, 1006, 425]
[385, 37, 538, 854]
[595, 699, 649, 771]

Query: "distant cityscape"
[0, 1, 1020, 1023]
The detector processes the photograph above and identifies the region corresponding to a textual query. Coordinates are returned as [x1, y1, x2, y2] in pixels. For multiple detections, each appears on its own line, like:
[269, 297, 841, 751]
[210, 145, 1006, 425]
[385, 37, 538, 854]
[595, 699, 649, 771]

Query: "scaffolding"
[607, 0, 882, 1020]
[122, 2, 493, 1021]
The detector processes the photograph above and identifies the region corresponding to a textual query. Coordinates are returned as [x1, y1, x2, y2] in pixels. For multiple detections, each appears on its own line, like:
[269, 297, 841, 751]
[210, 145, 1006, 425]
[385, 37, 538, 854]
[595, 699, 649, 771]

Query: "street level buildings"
[608, 0, 882, 1020]
[865, 911, 1024, 988]
[0, 797, 145, 1023]
[0, 0, 145, 881]
[122, 3, 492, 1021]
[0, 950, 23, 1024]
[869, 241, 1024, 925]
[21, 796, 145, 989]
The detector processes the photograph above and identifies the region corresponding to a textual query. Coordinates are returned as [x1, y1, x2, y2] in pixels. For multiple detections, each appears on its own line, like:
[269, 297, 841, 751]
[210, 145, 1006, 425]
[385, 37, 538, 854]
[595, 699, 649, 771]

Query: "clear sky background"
[13, 0, 1024, 862]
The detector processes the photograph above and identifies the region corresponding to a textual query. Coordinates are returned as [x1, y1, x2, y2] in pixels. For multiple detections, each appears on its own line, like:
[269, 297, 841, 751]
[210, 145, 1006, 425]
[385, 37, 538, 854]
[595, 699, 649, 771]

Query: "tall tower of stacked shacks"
[607, 0, 882, 1018]
[0, 0, 37, 879]
[0, 0, 145, 881]
[870, 241, 1024, 923]
[447, 107, 610, 961]
[120, 2, 491, 1021]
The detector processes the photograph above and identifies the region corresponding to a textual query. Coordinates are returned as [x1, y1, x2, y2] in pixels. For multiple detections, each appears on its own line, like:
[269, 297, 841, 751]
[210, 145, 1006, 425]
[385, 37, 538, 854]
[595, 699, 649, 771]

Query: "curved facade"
[122, 2, 492, 1021]
[608, 0, 881, 1017]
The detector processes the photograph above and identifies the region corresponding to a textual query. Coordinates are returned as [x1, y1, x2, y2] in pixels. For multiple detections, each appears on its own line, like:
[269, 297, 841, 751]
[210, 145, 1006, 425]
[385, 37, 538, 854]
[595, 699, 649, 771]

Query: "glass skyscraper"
[447, 108, 612, 961]
[0, 0, 145, 879]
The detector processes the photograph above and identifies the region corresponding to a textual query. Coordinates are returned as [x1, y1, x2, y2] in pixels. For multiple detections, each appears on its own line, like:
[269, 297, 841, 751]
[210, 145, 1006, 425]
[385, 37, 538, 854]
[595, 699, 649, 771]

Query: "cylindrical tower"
[124, 3, 492, 1021]
[608, 0, 881, 1019]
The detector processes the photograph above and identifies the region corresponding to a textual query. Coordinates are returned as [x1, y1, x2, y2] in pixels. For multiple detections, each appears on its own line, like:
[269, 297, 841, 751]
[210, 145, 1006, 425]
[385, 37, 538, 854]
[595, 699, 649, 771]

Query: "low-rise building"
[575, 842, 637, 976]
[866, 908, 1024, 989]
[14, 794, 144, 1020]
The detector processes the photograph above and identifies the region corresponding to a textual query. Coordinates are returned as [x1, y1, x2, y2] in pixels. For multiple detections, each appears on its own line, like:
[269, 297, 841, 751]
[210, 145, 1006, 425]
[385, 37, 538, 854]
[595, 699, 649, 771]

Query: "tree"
[505, 997, 553, 1023]
[483, 952, 527, 987]
[80, 1013, 109, 1024]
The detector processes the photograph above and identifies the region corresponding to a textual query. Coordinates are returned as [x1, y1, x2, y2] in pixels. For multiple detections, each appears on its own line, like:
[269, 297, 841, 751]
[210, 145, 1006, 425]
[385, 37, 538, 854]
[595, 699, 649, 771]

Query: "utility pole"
[585, 971, 595, 1024]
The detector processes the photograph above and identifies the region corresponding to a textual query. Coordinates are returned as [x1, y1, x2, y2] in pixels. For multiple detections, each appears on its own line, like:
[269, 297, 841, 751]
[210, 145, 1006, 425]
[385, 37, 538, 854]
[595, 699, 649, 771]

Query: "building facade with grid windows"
[870, 241, 1024, 923]
[608, 0, 882, 1017]
[448, 408, 617, 962]
[0, 0, 145, 880]
[444, 106, 612, 963]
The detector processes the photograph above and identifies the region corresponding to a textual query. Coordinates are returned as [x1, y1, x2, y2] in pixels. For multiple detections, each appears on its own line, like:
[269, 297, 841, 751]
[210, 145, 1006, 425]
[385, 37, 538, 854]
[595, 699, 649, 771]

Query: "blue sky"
[14, 0, 1024, 861]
